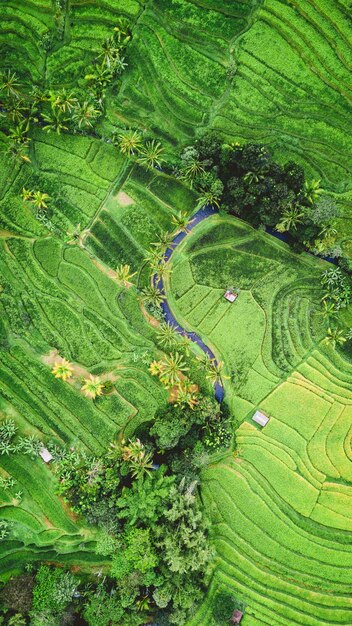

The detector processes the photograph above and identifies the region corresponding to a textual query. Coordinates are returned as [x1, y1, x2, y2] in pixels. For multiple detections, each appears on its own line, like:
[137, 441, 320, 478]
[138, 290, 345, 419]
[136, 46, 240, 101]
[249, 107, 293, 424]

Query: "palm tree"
[149, 359, 165, 378]
[156, 260, 172, 283]
[196, 189, 221, 210]
[0, 70, 20, 98]
[51, 88, 77, 113]
[21, 187, 34, 202]
[113, 17, 131, 45]
[156, 321, 179, 348]
[72, 101, 100, 130]
[174, 381, 198, 409]
[320, 300, 338, 321]
[159, 352, 189, 387]
[198, 355, 227, 385]
[42, 110, 69, 134]
[181, 160, 205, 184]
[52, 358, 74, 381]
[141, 285, 165, 307]
[32, 190, 49, 211]
[137, 139, 164, 169]
[99, 35, 121, 68]
[276, 206, 304, 232]
[81, 375, 104, 399]
[129, 449, 154, 479]
[324, 327, 346, 349]
[144, 248, 166, 269]
[243, 170, 265, 185]
[115, 264, 137, 287]
[172, 211, 189, 233]
[304, 179, 323, 205]
[116, 129, 143, 156]
[6, 98, 27, 123]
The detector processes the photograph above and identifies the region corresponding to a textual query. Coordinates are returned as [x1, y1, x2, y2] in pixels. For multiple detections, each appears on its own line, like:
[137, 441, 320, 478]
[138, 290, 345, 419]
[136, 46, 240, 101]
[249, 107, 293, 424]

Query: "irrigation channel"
[153, 206, 225, 403]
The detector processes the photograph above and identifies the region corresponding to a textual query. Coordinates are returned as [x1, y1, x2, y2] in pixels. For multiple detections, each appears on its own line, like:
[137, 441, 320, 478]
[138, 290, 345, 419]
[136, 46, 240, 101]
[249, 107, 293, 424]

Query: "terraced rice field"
[167, 216, 352, 625]
[0, 132, 179, 577]
[1, 0, 352, 621]
[112, 0, 352, 251]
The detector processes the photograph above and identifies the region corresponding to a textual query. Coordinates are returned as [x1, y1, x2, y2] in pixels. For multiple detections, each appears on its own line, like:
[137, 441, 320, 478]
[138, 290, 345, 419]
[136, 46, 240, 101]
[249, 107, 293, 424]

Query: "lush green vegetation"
[0, 0, 351, 625]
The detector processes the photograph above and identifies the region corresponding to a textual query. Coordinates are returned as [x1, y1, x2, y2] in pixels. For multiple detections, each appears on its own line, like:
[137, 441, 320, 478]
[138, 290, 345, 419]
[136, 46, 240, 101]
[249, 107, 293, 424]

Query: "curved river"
[153, 206, 225, 403]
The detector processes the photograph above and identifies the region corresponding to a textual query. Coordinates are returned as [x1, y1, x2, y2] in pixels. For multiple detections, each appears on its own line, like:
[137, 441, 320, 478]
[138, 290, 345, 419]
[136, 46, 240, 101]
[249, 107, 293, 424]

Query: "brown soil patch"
[140, 302, 160, 328]
[42, 516, 54, 529]
[116, 191, 134, 206]
[42, 350, 118, 384]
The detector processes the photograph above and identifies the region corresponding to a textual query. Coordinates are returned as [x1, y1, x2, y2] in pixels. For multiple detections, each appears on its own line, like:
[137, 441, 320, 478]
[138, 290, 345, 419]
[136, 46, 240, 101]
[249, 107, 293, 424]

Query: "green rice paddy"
[0, 0, 352, 623]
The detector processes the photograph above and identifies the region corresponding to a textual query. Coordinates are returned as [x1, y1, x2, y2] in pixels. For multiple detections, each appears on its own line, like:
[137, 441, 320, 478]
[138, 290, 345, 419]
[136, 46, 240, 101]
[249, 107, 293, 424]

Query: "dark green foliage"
[31, 566, 77, 624]
[212, 590, 245, 623]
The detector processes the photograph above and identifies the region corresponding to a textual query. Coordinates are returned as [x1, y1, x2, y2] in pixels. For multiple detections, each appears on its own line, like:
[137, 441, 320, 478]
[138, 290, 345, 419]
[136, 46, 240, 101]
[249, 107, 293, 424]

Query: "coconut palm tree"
[42, 109, 69, 134]
[116, 129, 143, 156]
[172, 211, 189, 233]
[52, 358, 74, 381]
[156, 321, 179, 348]
[276, 206, 304, 232]
[129, 449, 154, 479]
[196, 189, 221, 210]
[113, 17, 131, 45]
[243, 170, 265, 185]
[6, 98, 28, 123]
[51, 88, 77, 113]
[72, 101, 100, 130]
[142, 285, 165, 307]
[81, 375, 104, 399]
[304, 179, 323, 205]
[149, 359, 165, 378]
[99, 35, 121, 68]
[324, 327, 346, 349]
[137, 139, 164, 169]
[32, 190, 49, 211]
[320, 300, 338, 321]
[159, 352, 189, 387]
[181, 160, 205, 184]
[178, 334, 193, 357]
[174, 381, 198, 409]
[21, 187, 33, 202]
[115, 264, 137, 287]
[144, 248, 166, 269]
[0, 70, 20, 98]
[198, 355, 227, 385]
[156, 260, 172, 283]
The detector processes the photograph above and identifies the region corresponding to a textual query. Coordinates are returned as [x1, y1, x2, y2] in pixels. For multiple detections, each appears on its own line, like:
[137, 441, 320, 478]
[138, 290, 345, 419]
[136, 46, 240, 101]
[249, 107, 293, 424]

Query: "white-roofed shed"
[252, 410, 270, 427]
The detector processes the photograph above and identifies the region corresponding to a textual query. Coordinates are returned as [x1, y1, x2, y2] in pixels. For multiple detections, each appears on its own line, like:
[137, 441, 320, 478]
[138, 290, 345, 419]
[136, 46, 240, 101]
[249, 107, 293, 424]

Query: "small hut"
[252, 410, 270, 428]
[39, 448, 53, 463]
[230, 609, 244, 624]
[224, 290, 238, 303]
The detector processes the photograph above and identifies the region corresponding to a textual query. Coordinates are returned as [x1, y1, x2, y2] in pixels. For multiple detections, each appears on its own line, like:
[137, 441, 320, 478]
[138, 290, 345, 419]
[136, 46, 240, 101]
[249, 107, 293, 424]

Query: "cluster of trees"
[174, 133, 343, 259]
[114, 130, 164, 171]
[320, 267, 352, 350]
[46, 424, 218, 626]
[51, 356, 112, 399]
[0, 418, 44, 462]
[0, 19, 131, 164]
